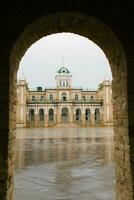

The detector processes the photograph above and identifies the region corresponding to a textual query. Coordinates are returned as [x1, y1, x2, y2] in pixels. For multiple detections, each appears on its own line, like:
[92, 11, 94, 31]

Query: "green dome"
[58, 67, 70, 74]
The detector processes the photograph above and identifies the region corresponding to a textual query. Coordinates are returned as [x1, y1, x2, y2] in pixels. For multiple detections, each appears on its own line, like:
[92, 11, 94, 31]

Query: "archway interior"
[14, 32, 117, 200]
[9, 12, 129, 200]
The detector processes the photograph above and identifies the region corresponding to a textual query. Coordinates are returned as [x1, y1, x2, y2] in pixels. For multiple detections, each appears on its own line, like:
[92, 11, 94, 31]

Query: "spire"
[57, 57, 70, 74]
[62, 56, 64, 67]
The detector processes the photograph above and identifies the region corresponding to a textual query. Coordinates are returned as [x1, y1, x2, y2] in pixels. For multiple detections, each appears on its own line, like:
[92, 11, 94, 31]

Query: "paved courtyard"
[14, 127, 115, 200]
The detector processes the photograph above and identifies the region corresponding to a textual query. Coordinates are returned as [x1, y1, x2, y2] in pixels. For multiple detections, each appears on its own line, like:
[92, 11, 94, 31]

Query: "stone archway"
[7, 12, 131, 200]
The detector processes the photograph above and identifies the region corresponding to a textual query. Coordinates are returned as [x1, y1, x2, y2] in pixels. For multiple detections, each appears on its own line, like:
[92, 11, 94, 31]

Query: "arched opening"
[61, 107, 69, 123]
[85, 108, 90, 124]
[90, 96, 94, 101]
[82, 95, 86, 101]
[76, 108, 82, 123]
[95, 108, 100, 125]
[62, 92, 67, 101]
[32, 96, 35, 101]
[8, 12, 130, 200]
[28, 109, 35, 126]
[49, 94, 53, 101]
[48, 108, 54, 122]
[75, 94, 78, 101]
[40, 96, 44, 101]
[39, 109, 44, 126]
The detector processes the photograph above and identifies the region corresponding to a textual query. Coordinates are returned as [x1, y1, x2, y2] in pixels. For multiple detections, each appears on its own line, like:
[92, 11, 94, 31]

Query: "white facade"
[16, 67, 113, 127]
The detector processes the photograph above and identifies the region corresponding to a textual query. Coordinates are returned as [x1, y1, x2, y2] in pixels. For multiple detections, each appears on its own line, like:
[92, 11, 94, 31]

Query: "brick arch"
[8, 12, 131, 200]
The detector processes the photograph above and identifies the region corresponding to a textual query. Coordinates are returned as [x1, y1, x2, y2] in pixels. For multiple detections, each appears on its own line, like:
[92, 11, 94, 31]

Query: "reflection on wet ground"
[14, 127, 115, 200]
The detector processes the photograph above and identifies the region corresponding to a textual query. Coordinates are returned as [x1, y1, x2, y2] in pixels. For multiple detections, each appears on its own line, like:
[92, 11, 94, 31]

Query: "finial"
[62, 56, 64, 67]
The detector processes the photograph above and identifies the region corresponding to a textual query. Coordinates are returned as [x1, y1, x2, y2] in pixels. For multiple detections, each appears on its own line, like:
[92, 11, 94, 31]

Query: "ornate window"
[40, 96, 44, 101]
[62, 93, 67, 101]
[32, 96, 35, 101]
[90, 96, 94, 101]
[82, 96, 86, 101]
[75, 94, 78, 101]
[49, 94, 53, 101]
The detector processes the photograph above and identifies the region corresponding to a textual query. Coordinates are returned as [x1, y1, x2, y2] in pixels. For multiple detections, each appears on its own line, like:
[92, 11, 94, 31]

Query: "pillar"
[26, 112, 29, 127]
[69, 106, 73, 123]
[82, 111, 86, 126]
[57, 106, 61, 123]
[35, 113, 39, 127]
[91, 109, 95, 126]
[100, 111, 103, 125]
[45, 112, 48, 127]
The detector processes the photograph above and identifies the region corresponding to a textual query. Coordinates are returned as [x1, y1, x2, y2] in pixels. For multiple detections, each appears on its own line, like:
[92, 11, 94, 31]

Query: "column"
[82, 110, 85, 126]
[100, 110, 103, 125]
[26, 112, 29, 127]
[73, 110, 76, 123]
[45, 105, 48, 127]
[69, 105, 73, 123]
[54, 108, 57, 125]
[90, 108, 95, 126]
[82, 105, 85, 126]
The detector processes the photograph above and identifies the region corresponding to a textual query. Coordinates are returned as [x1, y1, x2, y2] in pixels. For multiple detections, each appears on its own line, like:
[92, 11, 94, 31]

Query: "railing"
[27, 99, 103, 104]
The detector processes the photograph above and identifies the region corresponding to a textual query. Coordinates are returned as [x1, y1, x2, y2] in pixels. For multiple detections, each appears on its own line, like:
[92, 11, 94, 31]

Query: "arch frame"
[8, 11, 131, 200]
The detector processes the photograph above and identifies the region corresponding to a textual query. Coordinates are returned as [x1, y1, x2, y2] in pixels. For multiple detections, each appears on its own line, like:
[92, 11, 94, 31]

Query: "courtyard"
[14, 127, 115, 200]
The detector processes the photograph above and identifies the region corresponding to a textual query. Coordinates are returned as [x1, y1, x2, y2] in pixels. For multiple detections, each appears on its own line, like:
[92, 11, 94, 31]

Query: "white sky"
[18, 33, 112, 90]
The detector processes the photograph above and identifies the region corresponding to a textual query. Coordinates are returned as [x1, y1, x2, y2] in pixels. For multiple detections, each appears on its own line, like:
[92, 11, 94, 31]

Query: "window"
[32, 96, 35, 101]
[49, 94, 53, 101]
[75, 94, 78, 101]
[90, 96, 94, 101]
[82, 96, 86, 101]
[62, 93, 67, 101]
[41, 96, 44, 101]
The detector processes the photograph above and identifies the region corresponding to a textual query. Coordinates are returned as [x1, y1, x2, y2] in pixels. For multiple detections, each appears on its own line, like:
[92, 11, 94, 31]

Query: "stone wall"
[0, 1, 133, 200]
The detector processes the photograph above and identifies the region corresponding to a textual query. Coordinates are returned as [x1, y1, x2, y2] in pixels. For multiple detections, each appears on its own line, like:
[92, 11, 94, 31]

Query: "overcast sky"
[18, 33, 112, 90]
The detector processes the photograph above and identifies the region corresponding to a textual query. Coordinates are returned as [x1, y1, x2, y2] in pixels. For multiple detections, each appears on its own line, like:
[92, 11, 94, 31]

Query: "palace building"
[16, 66, 113, 127]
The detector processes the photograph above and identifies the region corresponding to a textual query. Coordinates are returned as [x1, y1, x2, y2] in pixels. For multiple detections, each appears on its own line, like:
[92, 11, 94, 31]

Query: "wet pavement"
[14, 127, 115, 200]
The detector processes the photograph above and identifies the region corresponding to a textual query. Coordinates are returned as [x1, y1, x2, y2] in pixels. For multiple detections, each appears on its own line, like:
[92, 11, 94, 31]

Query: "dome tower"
[55, 66, 72, 88]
